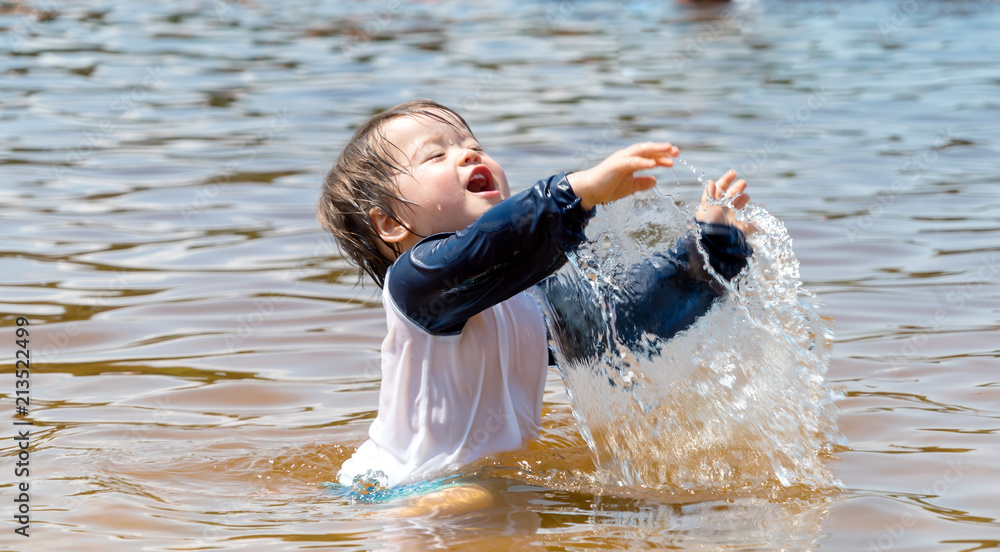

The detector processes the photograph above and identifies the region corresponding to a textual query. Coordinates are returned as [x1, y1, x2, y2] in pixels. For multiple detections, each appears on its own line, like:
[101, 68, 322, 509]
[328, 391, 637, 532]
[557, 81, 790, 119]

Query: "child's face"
[383, 113, 510, 239]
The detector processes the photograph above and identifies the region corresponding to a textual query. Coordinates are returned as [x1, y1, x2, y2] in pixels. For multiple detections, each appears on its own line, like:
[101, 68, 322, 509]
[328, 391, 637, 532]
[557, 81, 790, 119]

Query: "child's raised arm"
[567, 142, 679, 210]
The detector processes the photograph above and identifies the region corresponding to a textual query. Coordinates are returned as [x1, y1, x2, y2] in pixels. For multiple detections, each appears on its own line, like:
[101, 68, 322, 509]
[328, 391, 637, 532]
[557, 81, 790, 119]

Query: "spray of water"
[538, 160, 844, 492]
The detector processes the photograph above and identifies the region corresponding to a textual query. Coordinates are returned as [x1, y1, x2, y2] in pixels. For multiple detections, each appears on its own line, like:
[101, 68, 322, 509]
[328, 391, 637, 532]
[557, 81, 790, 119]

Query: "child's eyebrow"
[411, 134, 444, 156]
[410, 130, 477, 157]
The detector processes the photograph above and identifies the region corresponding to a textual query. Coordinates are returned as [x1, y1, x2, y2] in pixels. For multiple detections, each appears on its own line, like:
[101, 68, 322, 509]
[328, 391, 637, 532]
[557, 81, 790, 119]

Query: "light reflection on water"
[1, 0, 998, 550]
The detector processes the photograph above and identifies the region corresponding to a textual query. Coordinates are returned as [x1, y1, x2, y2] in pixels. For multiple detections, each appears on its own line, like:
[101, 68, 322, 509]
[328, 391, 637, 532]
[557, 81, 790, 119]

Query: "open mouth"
[466, 165, 497, 194]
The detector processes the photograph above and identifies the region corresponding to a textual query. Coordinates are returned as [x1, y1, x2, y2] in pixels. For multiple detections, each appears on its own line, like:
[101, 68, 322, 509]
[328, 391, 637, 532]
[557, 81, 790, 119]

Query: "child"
[318, 99, 753, 492]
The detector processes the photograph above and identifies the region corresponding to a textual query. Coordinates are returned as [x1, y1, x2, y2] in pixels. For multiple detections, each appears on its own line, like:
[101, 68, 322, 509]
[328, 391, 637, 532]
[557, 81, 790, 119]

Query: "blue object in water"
[323, 470, 464, 503]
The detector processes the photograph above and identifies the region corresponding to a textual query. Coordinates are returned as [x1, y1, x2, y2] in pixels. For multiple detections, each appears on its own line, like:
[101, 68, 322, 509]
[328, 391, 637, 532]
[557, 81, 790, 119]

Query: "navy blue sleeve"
[387, 173, 594, 335]
[539, 220, 752, 364]
[612, 221, 752, 348]
[697, 222, 753, 281]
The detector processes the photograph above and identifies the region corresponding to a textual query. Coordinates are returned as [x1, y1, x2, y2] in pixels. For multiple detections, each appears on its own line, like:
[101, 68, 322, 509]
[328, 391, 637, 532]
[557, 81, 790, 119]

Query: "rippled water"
[1, 0, 998, 550]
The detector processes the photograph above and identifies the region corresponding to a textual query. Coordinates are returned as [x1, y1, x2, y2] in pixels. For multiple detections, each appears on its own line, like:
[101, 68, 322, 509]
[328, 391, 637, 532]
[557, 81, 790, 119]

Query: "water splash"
[537, 170, 844, 492]
[666, 157, 706, 199]
[673, 157, 708, 186]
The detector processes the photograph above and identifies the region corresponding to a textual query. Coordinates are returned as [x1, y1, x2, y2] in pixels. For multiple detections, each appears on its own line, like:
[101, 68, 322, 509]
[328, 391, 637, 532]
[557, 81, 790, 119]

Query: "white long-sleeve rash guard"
[339, 173, 591, 487]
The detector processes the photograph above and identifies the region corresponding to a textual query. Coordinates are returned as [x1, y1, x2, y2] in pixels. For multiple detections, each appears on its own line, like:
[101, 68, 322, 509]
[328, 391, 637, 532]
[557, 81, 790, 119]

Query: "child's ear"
[369, 208, 410, 244]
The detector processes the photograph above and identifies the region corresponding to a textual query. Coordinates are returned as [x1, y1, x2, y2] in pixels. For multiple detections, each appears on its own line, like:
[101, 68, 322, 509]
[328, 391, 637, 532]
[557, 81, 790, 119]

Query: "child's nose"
[462, 148, 481, 164]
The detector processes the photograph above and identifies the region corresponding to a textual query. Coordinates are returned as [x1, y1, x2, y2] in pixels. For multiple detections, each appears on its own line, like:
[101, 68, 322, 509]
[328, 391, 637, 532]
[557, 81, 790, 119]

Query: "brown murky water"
[1, 1, 998, 550]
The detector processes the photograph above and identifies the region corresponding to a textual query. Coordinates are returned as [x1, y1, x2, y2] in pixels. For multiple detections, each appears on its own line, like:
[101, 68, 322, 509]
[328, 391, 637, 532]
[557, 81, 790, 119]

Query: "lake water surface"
[1, 0, 998, 550]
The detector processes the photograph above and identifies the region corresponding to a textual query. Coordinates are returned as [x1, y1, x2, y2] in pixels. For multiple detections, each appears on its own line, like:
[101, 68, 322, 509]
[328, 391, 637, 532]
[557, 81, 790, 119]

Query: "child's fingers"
[714, 170, 737, 192]
[703, 180, 718, 201]
[619, 155, 659, 174]
[727, 179, 747, 197]
[710, 171, 750, 200]
[733, 193, 750, 210]
[633, 175, 657, 190]
[625, 142, 677, 155]
[704, 180, 725, 201]
[624, 142, 679, 161]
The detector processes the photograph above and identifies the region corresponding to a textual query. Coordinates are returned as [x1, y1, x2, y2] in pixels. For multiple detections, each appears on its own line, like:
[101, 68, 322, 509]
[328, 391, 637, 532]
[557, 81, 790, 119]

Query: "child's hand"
[696, 169, 757, 236]
[567, 142, 679, 210]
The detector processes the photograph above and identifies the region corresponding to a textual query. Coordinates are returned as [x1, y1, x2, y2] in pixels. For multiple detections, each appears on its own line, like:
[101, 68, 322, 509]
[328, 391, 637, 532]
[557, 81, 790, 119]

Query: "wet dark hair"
[317, 99, 475, 287]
